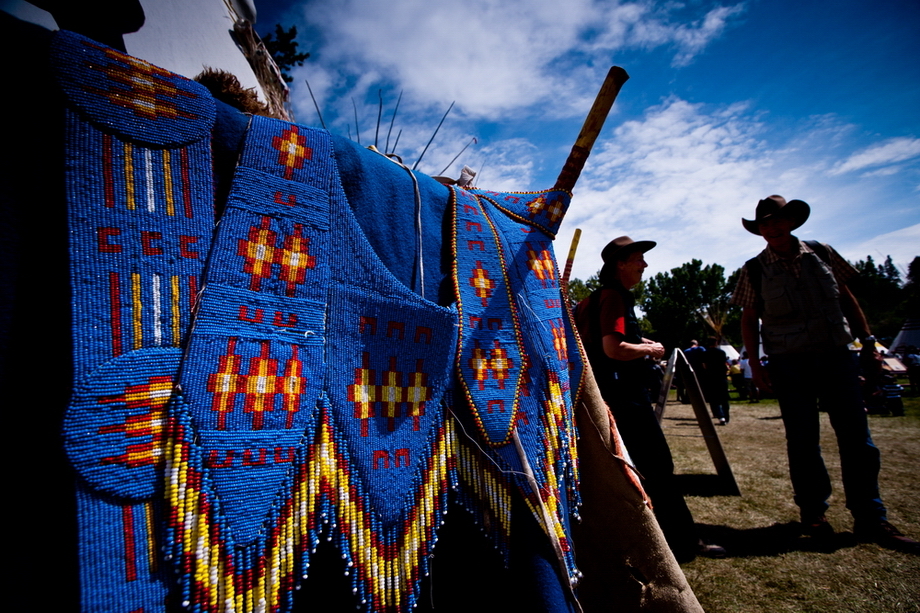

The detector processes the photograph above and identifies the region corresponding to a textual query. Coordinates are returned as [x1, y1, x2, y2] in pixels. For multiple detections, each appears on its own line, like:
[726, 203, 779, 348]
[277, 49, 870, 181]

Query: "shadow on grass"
[676, 474, 740, 497]
[693, 521, 859, 558]
[663, 416, 705, 431]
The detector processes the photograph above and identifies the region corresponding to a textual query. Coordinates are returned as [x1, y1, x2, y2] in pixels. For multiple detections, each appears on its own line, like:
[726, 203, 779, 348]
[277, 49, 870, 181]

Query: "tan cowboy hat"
[742, 195, 810, 235]
[601, 235, 657, 263]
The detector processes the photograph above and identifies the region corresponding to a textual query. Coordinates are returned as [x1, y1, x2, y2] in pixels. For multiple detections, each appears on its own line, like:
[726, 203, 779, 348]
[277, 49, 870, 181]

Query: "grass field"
[661, 387, 920, 613]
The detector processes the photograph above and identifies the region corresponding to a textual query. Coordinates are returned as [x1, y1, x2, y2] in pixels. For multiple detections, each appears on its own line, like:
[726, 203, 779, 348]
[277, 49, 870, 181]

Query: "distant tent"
[720, 344, 740, 361]
[891, 319, 920, 355]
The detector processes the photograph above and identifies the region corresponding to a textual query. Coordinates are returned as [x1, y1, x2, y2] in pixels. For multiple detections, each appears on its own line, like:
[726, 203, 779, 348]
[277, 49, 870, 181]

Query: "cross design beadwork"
[348, 353, 432, 436]
[271, 125, 313, 179]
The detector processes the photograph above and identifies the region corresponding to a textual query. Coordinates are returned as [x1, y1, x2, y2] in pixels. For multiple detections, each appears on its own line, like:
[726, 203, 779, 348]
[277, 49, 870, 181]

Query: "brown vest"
[757, 249, 852, 354]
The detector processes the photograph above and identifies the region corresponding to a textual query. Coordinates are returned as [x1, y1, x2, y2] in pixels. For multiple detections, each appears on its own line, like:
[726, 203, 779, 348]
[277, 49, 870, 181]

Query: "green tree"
[849, 255, 903, 342]
[567, 272, 656, 334]
[900, 256, 920, 320]
[261, 24, 310, 82]
[640, 260, 740, 351]
[695, 266, 740, 343]
[720, 268, 743, 344]
[566, 270, 601, 305]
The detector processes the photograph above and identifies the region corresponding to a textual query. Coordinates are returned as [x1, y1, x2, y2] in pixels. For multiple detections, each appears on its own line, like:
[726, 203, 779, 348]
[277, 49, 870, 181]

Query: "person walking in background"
[675, 340, 703, 404]
[680, 339, 706, 405]
[731, 195, 919, 553]
[904, 346, 920, 397]
[730, 358, 747, 401]
[576, 236, 725, 562]
[684, 339, 706, 375]
[740, 351, 759, 402]
[702, 337, 731, 425]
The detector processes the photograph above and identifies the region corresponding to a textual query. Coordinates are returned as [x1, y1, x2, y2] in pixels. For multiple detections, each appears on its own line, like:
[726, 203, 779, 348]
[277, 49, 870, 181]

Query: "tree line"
[568, 255, 919, 352]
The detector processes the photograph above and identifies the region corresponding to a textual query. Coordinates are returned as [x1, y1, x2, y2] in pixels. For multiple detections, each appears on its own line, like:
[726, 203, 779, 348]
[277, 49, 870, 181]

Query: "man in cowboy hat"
[731, 196, 918, 553]
[576, 236, 724, 562]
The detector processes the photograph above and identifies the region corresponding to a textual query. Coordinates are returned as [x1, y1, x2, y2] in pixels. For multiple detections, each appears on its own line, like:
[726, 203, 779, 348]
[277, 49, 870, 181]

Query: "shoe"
[801, 515, 835, 540]
[718, 418, 727, 426]
[854, 520, 920, 554]
[697, 540, 727, 558]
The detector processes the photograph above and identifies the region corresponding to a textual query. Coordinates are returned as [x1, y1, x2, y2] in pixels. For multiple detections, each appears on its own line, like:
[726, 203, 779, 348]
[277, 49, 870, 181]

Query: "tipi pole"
[554, 66, 629, 192]
[560, 228, 582, 291]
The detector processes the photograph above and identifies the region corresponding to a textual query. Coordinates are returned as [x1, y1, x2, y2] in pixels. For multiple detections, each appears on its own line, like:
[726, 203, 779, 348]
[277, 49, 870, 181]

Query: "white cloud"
[414, 135, 539, 189]
[670, 5, 747, 67]
[296, 0, 590, 117]
[292, 0, 744, 119]
[829, 137, 920, 175]
[556, 99, 920, 282]
[839, 224, 920, 277]
[558, 97, 774, 278]
[464, 138, 539, 190]
[579, 2, 745, 67]
[860, 166, 902, 178]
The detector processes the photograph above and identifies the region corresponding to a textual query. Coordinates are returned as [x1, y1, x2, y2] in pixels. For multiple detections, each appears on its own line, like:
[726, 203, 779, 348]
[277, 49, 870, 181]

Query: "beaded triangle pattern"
[451, 185, 584, 585]
[170, 118, 331, 550]
[452, 187, 525, 445]
[52, 29, 216, 612]
[165, 117, 459, 612]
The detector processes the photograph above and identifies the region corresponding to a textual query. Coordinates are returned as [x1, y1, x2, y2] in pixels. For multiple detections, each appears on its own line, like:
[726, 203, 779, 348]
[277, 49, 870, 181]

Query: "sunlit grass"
[660, 387, 920, 612]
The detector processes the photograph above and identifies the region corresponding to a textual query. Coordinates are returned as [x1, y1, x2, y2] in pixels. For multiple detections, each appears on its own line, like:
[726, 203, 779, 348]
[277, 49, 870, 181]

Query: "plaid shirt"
[730, 238, 857, 310]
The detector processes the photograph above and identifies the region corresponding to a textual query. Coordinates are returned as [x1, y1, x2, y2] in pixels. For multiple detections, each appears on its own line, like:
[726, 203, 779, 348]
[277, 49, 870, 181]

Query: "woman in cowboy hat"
[576, 236, 725, 562]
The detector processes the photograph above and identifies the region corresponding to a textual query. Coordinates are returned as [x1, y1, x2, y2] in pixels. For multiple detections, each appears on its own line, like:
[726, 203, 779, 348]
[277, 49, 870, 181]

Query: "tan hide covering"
[573, 360, 703, 612]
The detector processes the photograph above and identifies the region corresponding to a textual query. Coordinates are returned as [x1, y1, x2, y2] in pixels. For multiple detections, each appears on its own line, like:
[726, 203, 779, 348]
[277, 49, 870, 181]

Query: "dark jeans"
[768, 348, 886, 523]
[709, 401, 729, 422]
[705, 378, 730, 422]
[745, 378, 759, 401]
[707, 391, 730, 422]
[598, 368, 699, 561]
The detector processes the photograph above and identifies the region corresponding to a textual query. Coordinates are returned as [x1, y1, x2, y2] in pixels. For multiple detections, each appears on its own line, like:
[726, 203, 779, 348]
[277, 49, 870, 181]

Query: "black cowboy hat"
[601, 235, 657, 263]
[742, 195, 810, 235]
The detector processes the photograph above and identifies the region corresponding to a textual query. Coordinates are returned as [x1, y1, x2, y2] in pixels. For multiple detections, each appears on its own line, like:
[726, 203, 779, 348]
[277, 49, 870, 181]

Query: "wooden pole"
[560, 228, 582, 291]
[655, 348, 678, 422]
[554, 66, 629, 193]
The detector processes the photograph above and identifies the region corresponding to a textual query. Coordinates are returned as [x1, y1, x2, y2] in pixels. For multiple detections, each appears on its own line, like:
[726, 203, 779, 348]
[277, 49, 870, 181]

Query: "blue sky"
[15, 0, 910, 283]
[253, 0, 918, 283]
[6, 0, 916, 280]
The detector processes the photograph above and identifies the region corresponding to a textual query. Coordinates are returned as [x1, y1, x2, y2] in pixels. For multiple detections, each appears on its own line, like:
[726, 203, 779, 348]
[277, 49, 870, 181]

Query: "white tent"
[891, 319, 920, 355]
[720, 344, 740, 361]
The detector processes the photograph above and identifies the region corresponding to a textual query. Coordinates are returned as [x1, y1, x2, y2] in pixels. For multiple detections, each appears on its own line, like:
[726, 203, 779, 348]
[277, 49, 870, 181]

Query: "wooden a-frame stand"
[655, 349, 740, 496]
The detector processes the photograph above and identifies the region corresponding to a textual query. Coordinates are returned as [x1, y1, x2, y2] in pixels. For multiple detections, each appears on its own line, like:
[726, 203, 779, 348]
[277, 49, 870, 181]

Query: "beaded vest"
[54, 29, 584, 612]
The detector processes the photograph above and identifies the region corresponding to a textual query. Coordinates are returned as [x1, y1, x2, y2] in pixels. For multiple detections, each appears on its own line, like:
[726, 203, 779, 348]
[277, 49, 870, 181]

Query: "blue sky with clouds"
[236, 1, 917, 280]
